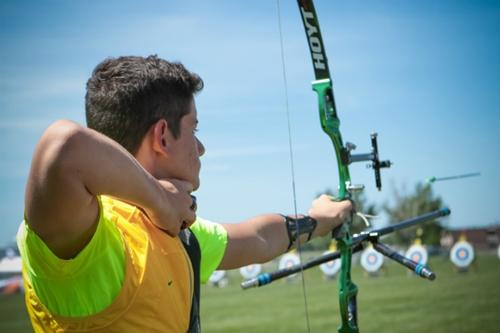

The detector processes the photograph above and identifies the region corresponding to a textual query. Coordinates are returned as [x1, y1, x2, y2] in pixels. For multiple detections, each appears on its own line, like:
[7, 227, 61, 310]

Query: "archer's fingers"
[180, 194, 197, 229]
[181, 210, 197, 229]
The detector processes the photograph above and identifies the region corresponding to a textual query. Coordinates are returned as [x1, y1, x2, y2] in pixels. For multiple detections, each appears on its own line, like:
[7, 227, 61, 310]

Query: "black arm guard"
[283, 215, 318, 250]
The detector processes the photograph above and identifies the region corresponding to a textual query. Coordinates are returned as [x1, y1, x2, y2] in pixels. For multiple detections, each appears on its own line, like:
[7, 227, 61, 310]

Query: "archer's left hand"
[308, 194, 352, 237]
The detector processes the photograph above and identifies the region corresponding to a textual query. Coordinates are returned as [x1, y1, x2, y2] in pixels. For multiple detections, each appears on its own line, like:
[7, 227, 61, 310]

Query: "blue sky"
[1, 0, 499, 247]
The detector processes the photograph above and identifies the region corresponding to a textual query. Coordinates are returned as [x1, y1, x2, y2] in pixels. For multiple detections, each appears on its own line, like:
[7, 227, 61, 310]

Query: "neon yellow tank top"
[17, 196, 125, 316]
[17, 195, 227, 318]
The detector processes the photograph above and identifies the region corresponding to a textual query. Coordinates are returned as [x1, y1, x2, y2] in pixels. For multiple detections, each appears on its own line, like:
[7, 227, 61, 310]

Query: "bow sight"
[343, 133, 392, 192]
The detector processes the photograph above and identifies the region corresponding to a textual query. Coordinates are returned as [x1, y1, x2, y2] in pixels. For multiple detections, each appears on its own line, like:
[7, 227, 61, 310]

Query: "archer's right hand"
[147, 179, 196, 236]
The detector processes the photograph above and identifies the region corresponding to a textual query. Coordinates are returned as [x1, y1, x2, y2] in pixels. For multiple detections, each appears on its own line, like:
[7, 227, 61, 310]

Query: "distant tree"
[384, 182, 444, 246]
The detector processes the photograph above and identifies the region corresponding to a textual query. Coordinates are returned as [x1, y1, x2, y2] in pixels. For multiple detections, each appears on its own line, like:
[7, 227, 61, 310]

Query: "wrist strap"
[283, 215, 318, 251]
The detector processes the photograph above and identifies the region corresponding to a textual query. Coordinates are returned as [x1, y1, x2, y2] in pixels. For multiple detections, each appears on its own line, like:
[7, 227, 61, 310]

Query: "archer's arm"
[25, 120, 194, 259]
[217, 195, 351, 269]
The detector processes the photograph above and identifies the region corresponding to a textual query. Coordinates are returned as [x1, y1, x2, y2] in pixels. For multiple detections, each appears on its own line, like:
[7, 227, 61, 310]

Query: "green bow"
[241, 2, 450, 333]
[297, 1, 392, 330]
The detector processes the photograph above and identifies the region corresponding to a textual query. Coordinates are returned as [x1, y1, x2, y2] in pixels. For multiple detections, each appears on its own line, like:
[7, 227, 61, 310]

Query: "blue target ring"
[361, 248, 383, 273]
[410, 252, 422, 263]
[367, 254, 379, 265]
[405, 245, 428, 266]
[325, 260, 335, 268]
[457, 248, 469, 260]
[320, 251, 341, 276]
[279, 253, 300, 278]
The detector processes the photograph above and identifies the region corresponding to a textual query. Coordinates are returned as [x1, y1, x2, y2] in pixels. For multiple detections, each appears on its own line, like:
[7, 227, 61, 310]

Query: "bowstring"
[276, 1, 311, 332]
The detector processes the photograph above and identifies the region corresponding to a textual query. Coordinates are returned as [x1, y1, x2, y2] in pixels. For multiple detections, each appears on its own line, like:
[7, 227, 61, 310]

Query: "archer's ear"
[151, 119, 172, 155]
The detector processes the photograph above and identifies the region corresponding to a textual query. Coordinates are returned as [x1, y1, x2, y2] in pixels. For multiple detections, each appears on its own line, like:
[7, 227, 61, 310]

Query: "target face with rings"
[208, 270, 226, 284]
[405, 244, 428, 266]
[279, 253, 300, 278]
[360, 248, 384, 273]
[319, 250, 341, 276]
[239, 264, 262, 279]
[450, 241, 475, 268]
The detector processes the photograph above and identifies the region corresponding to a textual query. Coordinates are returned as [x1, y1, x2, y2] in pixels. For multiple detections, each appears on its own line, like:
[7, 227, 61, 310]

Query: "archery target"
[405, 245, 428, 266]
[278, 253, 301, 278]
[360, 247, 384, 273]
[208, 270, 226, 284]
[450, 241, 475, 268]
[319, 251, 341, 277]
[239, 264, 262, 279]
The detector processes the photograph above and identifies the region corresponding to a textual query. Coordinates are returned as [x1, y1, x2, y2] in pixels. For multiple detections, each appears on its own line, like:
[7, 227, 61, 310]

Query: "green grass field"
[1, 254, 499, 332]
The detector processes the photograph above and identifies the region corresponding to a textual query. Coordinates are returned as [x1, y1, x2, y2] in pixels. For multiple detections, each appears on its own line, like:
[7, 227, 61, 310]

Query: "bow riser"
[312, 78, 359, 332]
[338, 237, 359, 333]
[312, 79, 351, 200]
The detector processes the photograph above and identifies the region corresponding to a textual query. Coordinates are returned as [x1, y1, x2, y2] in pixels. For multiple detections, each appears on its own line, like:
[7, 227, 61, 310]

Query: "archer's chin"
[192, 178, 200, 191]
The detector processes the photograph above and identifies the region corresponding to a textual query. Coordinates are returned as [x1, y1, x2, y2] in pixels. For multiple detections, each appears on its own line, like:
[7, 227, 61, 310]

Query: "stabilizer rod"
[241, 244, 364, 289]
[372, 242, 435, 280]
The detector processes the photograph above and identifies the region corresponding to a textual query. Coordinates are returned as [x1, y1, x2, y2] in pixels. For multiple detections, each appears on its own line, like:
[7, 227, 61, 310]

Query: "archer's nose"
[197, 137, 205, 157]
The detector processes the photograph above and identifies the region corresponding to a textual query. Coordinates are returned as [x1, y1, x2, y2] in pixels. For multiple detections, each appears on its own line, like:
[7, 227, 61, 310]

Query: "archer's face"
[164, 100, 205, 190]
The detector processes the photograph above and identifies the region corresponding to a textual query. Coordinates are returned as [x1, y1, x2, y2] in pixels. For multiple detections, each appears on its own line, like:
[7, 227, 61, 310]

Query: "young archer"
[17, 55, 352, 332]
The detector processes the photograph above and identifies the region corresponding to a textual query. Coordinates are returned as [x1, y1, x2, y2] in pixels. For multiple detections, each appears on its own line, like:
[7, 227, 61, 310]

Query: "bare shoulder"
[24, 120, 99, 259]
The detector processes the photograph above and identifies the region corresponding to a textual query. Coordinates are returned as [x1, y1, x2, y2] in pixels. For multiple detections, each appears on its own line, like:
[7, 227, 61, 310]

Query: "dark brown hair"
[85, 55, 203, 154]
